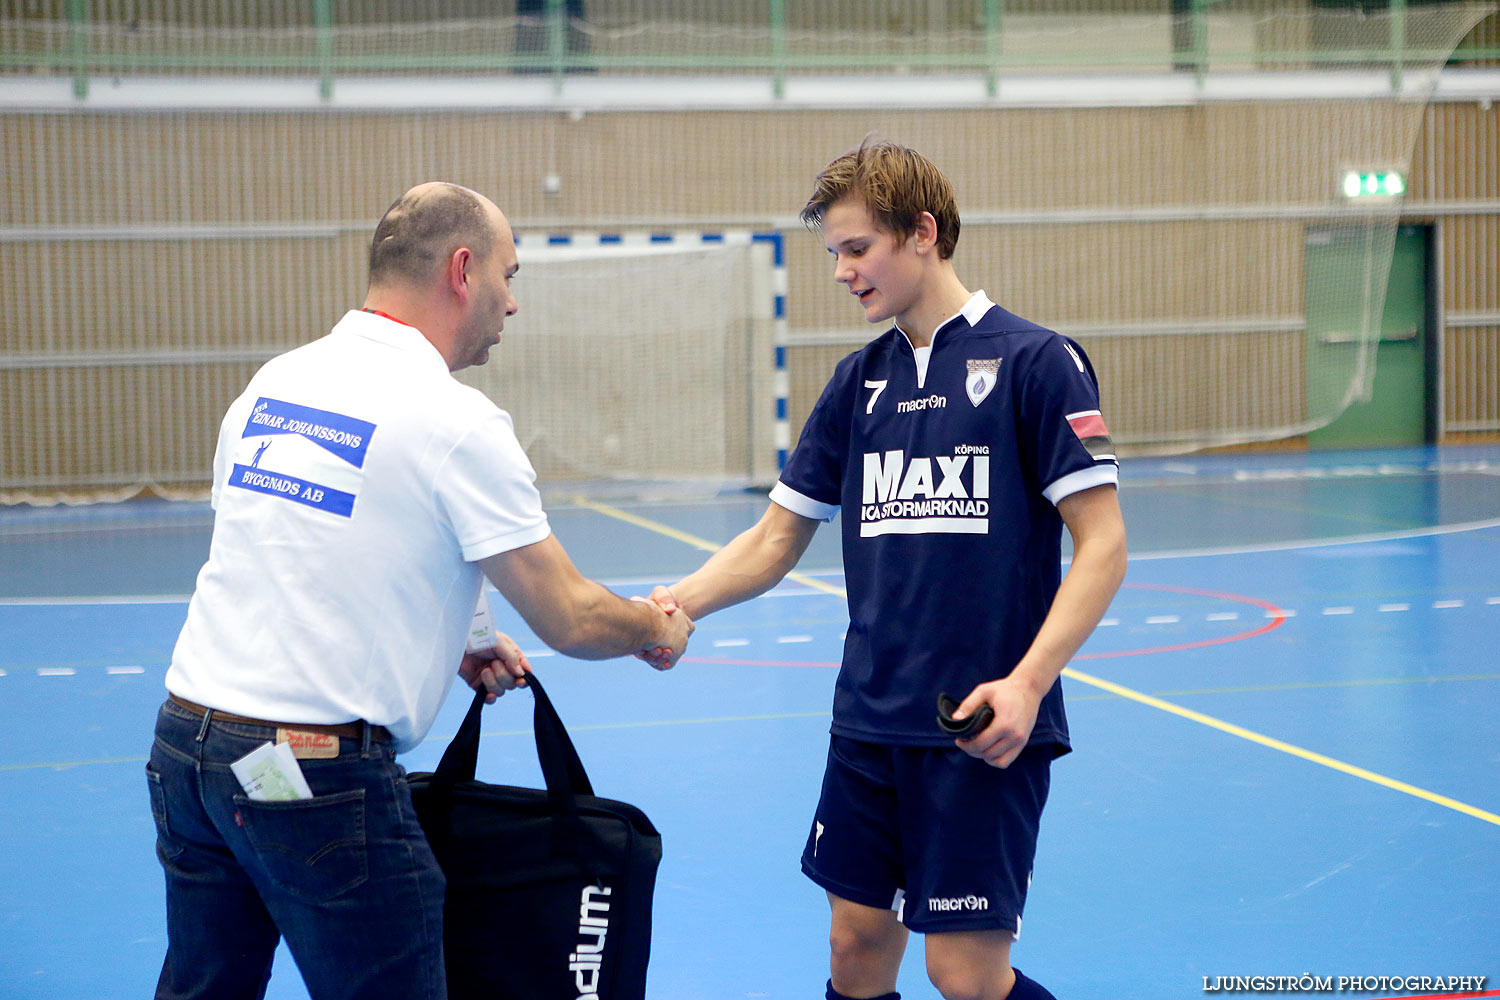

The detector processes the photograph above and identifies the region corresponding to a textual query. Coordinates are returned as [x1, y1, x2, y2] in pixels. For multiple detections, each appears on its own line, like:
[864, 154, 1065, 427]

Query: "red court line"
[682, 656, 839, 668]
[1075, 581, 1289, 661]
[685, 581, 1289, 669]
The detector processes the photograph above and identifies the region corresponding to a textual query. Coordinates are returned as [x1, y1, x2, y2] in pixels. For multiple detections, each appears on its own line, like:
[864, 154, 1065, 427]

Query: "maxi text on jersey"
[860, 446, 990, 536]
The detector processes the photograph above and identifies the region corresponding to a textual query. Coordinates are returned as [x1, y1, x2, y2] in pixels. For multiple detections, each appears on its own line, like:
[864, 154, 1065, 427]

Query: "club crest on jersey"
[965, 358, 1001, 407]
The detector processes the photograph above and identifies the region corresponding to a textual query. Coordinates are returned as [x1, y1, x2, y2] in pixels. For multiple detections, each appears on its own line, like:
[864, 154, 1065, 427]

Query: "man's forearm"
[483, 535, 685, 661]
[547, 582, 666, 659]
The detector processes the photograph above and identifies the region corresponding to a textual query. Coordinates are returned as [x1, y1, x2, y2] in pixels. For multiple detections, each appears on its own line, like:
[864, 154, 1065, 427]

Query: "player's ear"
[913, 211, 939, 254]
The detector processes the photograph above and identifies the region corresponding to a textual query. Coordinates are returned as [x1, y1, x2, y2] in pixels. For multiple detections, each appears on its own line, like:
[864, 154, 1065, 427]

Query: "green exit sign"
[1342, 170, 1406, 198]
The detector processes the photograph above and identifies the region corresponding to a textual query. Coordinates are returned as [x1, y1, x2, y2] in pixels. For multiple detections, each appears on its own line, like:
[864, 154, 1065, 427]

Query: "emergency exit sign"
[1342, 169, 1406, 198]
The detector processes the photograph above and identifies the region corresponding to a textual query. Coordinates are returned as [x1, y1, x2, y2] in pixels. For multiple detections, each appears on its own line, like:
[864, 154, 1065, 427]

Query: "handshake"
[459, 585, 693, 704]
[632, 585, 693, 671]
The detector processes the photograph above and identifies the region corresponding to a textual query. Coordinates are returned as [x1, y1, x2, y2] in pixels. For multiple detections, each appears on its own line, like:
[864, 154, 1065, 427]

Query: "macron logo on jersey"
[860, 447, 990, 537]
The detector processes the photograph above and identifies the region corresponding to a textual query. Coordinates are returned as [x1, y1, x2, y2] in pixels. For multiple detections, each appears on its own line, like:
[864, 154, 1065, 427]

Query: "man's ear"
[446, 247, 472, 301]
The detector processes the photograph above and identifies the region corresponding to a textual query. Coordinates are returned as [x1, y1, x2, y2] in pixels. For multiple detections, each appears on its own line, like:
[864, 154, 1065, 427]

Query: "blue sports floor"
[2, 445, 1498, 999]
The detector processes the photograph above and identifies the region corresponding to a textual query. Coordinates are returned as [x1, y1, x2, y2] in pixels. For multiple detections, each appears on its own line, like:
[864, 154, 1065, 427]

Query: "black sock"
[825, 980, 900, 1000]
[1008, 968, 1058, 1000]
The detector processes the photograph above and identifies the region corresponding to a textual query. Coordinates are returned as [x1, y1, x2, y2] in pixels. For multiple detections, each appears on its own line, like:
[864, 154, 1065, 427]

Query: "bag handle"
[434, 672, 597, 836]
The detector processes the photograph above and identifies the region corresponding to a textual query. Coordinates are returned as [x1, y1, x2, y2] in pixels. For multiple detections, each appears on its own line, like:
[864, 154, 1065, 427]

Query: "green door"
[1306, 224, 1432, 449]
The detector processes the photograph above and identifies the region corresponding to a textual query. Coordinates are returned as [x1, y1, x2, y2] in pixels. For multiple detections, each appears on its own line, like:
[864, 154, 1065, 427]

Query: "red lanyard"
[361, 307, 415, 328]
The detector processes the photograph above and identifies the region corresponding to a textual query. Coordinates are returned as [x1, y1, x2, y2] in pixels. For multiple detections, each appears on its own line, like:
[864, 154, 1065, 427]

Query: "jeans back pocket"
[236, 789, 369, 903]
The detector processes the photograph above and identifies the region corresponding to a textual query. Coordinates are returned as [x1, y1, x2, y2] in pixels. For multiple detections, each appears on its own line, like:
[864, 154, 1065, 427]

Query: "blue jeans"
[147, 699, 446, 1000]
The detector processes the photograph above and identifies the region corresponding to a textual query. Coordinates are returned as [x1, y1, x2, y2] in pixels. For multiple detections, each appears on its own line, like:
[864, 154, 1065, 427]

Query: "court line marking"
[1127, 516, 1500, 561]
[1066, 667, 1500, 828]
[0, 755, 151, 772]
[577, 499, 1500, 829]
[1063, 673, 1500, 700]
[569, 497, 847, 599]
[0, 711, 841, 772]
[0, 595, 191, 606]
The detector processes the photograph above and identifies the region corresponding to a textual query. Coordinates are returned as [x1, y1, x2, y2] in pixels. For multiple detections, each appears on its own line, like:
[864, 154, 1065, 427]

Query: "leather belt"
[168, 693, 391, 743]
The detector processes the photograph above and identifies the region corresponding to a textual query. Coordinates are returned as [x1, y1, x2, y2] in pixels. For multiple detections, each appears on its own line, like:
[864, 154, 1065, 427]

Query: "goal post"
[457, 230, 786, 497]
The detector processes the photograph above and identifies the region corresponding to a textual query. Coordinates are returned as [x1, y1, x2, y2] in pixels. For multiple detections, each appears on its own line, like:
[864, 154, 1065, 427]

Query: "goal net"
[458, 233, 781, 497]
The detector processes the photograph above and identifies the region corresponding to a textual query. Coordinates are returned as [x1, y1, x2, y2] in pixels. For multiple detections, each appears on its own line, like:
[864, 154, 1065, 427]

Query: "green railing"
[2, 1, 1495, 102]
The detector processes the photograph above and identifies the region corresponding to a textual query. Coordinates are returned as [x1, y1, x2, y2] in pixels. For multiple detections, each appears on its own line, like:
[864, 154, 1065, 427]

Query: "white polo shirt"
[166, 310, 551, 752]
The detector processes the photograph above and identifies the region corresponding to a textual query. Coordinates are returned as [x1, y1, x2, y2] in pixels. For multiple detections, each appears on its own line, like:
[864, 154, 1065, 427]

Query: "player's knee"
[924, 956, 995, 1000]
[828, 921, 883, 968]
[829, 913, 900, 971]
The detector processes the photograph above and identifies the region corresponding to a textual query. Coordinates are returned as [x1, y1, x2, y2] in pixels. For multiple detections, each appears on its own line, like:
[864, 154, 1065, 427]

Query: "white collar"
[900, 291, 995, 389]
[334, 309, 450, 374]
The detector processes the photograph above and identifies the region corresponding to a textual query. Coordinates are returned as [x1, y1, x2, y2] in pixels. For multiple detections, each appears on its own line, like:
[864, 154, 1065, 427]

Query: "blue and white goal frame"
[514, 229, 790, 477]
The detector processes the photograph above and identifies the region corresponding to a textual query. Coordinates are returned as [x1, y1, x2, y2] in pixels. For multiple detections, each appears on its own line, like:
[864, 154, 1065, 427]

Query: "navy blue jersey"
[770, 293, 1118, 750]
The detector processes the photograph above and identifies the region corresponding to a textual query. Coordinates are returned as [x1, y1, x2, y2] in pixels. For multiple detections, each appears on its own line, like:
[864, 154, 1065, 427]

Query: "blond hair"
[800, 140, 960, 260]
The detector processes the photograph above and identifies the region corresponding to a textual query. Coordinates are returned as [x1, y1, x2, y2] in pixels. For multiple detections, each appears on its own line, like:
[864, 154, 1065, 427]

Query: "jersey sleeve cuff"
[1042, 465, 1119, 506]
[460, 520, 553, 563]
[769, 482, 840, 522]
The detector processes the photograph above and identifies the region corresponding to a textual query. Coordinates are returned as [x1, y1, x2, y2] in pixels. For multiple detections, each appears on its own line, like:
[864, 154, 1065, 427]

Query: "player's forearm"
[671, 510, 813, 620]
[1008, 520, 1127, 695]
[672, 540, 788, 620]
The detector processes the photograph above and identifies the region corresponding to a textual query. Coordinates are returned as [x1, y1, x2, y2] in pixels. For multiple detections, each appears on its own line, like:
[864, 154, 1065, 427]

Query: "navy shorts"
[801, 735, 1051, 935]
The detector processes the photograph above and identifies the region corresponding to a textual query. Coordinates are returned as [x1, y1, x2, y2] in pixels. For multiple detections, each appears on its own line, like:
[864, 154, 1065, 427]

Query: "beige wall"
[2, 100, 1497, 496]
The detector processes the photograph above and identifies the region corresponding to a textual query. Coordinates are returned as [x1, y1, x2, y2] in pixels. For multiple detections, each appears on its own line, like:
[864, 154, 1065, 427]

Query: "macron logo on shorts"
[928, 894, 990, 913]
[229, 397, 377, 518]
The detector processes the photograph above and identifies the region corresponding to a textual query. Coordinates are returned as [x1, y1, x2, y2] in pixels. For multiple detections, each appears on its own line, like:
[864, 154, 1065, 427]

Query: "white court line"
[776, 635, 813, 644]
[1433, 600, 1465, 609]
[1379, 603, 1411, 612]
[713, 638, 750, 648]
[1145, 615, 1180, 624]
[0, 594, 191, 606]
[1125, 516, 1500, 562]
[1205, 612, 1240, 621]
[1098, 618, 1119, 627]
[37, 668, 76, 676]
[1323, 606, 1355, 616]
[107, 666, 146, 675]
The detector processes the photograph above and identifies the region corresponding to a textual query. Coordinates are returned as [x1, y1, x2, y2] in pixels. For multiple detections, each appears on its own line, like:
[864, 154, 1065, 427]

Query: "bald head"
[368, 182, 499, 289]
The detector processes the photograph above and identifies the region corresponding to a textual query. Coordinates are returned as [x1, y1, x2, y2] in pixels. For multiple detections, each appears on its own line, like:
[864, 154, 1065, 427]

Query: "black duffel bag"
[409, 671, 662, 1000]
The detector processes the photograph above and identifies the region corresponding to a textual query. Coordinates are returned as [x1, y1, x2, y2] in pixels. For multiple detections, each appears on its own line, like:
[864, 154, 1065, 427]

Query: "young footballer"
[650, 140, 1126, 1000]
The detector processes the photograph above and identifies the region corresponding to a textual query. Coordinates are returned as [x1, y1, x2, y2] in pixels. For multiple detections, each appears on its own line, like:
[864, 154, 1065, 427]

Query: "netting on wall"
[1, 1, 1494, 504]
[3, 2, 1495, 77]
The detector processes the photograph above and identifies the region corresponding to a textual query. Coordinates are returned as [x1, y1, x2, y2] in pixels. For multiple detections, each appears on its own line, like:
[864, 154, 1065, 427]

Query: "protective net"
[1, 1, 1495, 504]
[457, 236, 779, 497]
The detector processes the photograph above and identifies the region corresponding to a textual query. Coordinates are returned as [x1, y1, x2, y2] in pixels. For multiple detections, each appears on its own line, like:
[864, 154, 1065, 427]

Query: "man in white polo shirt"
[148, 182, 691, 1000]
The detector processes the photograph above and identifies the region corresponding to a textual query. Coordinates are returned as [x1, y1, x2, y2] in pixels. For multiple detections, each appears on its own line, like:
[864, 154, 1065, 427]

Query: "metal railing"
[1, 1, 1495, 101]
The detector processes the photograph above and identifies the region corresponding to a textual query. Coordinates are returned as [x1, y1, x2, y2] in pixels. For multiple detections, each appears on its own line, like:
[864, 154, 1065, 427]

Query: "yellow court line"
[0, 755, 148, 772]
[1151, 673, 1500, 698]
[576, 496, 1500, 830]
[570, 497, 847, 598]
[1063, 667, 1500, 828]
